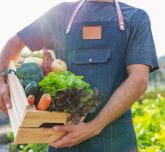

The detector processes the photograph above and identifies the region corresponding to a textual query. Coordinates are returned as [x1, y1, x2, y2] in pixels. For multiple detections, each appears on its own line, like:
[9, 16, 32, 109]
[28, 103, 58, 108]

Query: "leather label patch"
[83, 25, 102, 40]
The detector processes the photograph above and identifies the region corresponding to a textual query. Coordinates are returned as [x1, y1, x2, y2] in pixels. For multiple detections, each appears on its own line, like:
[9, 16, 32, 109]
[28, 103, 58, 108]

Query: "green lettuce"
[39, 71, 93, 96]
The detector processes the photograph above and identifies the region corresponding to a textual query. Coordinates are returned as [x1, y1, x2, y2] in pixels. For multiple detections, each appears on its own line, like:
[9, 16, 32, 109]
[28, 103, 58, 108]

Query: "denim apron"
[48, 0, 138, 152]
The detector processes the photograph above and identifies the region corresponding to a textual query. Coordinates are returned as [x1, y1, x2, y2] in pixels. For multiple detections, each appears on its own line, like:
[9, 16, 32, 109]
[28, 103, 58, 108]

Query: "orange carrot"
[37, 94, 52, 110]
[27, 95, 35, 105]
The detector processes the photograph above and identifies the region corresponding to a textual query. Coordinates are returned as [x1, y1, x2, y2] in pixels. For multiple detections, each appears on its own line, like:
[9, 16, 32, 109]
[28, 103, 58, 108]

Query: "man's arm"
[91, 64, 149, 131]
[49, 64, 149, 148]
[0, 35, 25, 113]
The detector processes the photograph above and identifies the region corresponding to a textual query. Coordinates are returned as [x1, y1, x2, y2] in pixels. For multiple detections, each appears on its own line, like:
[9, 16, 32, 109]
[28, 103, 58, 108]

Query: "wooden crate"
[7, 61, 68, 144]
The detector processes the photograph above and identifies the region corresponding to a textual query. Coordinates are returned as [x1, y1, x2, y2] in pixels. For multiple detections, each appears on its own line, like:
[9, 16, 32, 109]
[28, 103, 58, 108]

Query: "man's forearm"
[0, 35, 25, 81]
[91, 69, 148, 133]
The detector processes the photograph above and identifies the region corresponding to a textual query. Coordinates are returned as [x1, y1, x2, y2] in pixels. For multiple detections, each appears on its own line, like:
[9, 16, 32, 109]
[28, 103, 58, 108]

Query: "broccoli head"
[16, 63, 44, 87]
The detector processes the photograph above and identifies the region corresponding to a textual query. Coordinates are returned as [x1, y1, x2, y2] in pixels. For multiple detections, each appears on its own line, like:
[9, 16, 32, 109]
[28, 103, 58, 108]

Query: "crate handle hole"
[39, 123, 64, 128]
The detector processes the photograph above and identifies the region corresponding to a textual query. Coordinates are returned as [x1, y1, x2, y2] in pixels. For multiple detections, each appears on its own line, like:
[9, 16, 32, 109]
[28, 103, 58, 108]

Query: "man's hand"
[49, 122, 101, 148]
[0, 80, 11, 114]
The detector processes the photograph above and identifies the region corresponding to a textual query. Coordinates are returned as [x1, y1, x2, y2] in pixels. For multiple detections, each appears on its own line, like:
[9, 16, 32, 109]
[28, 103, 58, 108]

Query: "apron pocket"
[71, 49, 111, 94]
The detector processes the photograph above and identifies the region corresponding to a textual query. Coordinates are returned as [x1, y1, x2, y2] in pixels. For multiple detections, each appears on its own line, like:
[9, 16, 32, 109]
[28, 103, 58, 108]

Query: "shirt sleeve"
[17, 4, 63, 51]
[126, 9, 159, 72]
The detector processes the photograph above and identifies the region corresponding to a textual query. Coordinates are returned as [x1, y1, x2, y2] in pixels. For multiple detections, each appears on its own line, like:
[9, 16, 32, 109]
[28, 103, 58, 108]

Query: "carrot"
[37, 94, 52, 110]
[27, 95, 35, 105]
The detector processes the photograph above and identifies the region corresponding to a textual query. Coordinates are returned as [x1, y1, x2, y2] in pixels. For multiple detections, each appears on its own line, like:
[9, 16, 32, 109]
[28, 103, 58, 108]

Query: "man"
[0, 0, 159, 151]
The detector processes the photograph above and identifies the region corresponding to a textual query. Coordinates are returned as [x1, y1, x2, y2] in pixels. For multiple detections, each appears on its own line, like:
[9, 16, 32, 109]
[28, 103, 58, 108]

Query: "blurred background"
[0, 0, 165, 152]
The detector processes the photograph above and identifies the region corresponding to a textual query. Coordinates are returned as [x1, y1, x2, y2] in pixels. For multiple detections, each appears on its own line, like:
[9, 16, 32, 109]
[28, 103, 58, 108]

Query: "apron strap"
[65, 0, 125, 34]
[114, 0, 125, 31]
[65, 0, 86, 34]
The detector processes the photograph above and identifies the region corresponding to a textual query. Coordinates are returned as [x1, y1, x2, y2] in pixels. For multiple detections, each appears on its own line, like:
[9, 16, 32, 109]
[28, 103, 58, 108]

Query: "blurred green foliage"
[9, 143, 48, 152]
[139, 90, 165, 100]
[133, 91, 165, 152]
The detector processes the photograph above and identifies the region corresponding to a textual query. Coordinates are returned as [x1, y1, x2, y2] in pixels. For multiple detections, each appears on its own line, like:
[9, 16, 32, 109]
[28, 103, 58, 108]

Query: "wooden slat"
[21, 110, 68, 127]
[8, 61, 29, 121]
[13, 72, 29, 119]
[7, 73, 21, 137]
[14, 128, 65, 144]
[7, 95, 20, 137]
[7, 61, 28, 137]
[8, 73, 25, 119]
